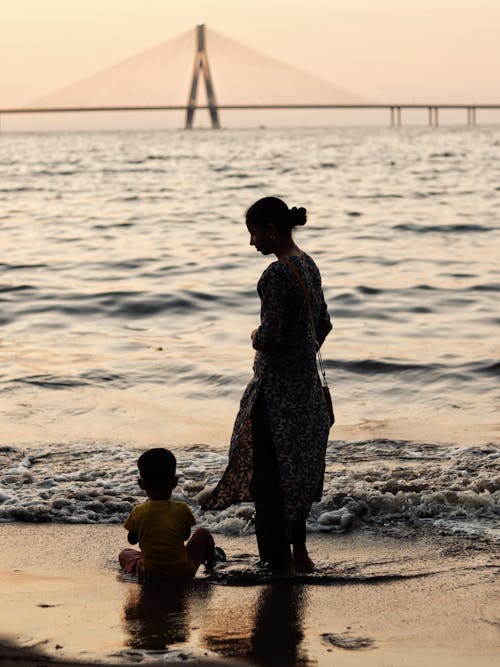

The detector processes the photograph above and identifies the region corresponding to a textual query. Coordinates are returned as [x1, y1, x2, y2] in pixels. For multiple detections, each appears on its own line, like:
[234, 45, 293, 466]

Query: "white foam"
[0, 441, 498, 545]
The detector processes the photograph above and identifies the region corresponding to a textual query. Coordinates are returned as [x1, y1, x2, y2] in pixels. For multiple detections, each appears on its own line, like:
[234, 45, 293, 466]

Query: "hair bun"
[289, 206, 307, 227]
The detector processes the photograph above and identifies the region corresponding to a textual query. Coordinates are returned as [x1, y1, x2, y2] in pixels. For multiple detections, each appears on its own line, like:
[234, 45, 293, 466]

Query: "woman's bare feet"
[292, 544, 315, 573]
[273, 561, 295, 576]
[257, 557, 294, 576]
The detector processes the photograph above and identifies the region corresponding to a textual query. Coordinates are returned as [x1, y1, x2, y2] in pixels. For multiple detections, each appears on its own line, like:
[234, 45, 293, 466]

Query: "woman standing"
[202, 197, 332, 572]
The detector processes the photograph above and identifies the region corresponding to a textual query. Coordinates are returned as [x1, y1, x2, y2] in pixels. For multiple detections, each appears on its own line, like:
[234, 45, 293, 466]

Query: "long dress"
[202, 252, 332, 521]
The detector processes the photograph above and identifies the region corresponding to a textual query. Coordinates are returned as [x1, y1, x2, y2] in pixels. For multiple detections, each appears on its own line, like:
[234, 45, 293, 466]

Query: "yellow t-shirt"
[124, 499, 196, 578]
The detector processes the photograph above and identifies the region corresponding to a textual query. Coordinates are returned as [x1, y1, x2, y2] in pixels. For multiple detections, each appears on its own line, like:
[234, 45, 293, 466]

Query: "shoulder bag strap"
[281, 258, 329, 388]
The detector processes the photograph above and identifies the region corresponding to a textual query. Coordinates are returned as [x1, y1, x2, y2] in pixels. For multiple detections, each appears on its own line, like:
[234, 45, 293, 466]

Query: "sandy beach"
[0, 524, 498, 667]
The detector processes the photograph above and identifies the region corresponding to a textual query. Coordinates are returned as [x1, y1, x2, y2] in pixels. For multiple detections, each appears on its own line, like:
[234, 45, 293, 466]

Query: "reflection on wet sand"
[122, 580, 212, 651]
[202, 584, 311, 666]
[122, 580, 312, 665]
[249, 584, 310, 666]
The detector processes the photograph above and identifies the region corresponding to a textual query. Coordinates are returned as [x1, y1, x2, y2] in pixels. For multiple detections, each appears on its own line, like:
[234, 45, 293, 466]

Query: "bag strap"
[281, 258, 316, 340]
[281, 257, 329, 387]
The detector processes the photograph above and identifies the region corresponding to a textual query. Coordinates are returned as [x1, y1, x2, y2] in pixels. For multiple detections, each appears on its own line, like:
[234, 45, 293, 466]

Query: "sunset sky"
[1, 0, 499, 127]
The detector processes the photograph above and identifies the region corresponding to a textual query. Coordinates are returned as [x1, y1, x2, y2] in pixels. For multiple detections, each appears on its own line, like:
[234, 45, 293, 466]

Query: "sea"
[0, 126, 498, 546]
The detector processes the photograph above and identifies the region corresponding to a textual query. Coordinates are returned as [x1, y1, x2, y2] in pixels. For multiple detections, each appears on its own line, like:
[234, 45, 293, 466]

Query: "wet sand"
[0, 524, 498, 667]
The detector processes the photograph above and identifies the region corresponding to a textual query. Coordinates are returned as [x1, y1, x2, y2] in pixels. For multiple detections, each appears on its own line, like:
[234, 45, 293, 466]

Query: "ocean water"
[0, 126, 498, 543]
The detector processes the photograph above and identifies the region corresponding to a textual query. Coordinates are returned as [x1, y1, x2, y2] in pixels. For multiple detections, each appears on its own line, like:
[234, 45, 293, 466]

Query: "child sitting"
[119, 448, 219, 580]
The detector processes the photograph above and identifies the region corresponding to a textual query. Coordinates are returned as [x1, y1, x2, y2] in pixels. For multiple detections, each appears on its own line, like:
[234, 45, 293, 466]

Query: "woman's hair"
[246, 197, 307, 234]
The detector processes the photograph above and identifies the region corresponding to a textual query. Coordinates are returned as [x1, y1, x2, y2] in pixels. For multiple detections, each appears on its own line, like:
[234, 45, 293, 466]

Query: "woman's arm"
[252, 264, 288, 352]
[316, 291, 332, 348]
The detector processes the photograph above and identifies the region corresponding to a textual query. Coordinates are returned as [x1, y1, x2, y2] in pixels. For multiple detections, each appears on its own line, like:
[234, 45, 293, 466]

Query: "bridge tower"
[185, 23, 220, 129]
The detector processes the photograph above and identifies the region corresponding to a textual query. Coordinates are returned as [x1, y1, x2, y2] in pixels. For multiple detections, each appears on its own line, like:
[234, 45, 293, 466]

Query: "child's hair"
[137, 448, 177, 487]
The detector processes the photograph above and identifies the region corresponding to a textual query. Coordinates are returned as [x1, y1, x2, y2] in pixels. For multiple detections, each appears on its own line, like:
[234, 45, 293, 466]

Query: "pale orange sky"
[1, 0, 499, 128]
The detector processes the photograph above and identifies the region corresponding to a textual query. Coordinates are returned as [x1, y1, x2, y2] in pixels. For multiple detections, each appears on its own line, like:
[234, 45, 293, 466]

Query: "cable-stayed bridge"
[1, 24, 498, 128]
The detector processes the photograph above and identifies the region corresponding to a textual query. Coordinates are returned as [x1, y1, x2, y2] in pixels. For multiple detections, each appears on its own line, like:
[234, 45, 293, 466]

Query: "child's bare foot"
[205, 546, 227, 571]
[292, 544, 315, 572]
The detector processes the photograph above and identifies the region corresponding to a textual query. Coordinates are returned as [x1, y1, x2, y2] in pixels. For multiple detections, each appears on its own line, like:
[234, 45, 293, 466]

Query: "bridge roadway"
[1, 103, 499, 127]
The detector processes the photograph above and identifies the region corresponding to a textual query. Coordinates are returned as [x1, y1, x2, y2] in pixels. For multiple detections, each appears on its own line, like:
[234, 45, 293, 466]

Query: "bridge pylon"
[185, 23, 220, 129]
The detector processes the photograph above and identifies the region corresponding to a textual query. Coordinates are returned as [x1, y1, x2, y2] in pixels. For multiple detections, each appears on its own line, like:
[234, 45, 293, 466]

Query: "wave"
[394, 223, 493, 233]
[126, 155, 175, 163]
[340, 282, 500, 298]
[102, 167, 171, 175]
[226, 182, 269, 190]
[0, 284, 35, 293]
[329, 359, 432, 374]
[468, 283, 500, 292]
[0, 186, 47, 193]
[92, 222, 134, 229]
[357, 285, 381, 294]
[6, 288, 232, 320]
[470, 360, 500, 376]
[329, 357, 500, 381]
[0, 262, 48, 271]
[413, 190, 448, 197]
[347, 193, 404, 200]
[0, 441, 497, 545]
[10, 375, 90, 389]
[33, 170, 78, 177]
[3, 365, 242, 393]
[429, 152, 463, 158]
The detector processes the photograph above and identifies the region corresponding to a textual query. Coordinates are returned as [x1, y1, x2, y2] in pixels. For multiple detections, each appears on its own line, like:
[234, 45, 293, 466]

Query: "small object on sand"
[214, 546, 227, 563]
[321, 633, 375, 650]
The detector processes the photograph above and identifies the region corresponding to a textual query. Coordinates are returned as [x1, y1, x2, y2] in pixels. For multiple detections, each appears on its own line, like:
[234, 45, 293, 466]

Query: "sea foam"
[0, 441, 497, 545]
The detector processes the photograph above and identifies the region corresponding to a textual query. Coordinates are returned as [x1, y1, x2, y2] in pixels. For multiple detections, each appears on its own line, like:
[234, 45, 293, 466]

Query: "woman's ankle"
[292, 543, 315, 572]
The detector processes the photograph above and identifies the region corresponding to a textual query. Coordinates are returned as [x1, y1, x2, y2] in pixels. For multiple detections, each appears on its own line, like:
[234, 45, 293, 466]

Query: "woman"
[202, 196, 332, 572]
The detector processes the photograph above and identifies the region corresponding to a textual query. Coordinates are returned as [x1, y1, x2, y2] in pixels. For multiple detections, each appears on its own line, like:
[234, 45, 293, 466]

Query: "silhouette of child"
[119, 448, 221, 580]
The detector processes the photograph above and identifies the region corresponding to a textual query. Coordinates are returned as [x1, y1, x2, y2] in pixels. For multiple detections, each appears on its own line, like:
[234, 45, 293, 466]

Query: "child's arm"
[183, 504, 196, 542]
[124, 508, 139, 545]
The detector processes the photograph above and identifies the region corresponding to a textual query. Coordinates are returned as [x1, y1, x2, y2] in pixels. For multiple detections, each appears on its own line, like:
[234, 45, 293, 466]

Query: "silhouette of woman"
[203, 196, 332, 571]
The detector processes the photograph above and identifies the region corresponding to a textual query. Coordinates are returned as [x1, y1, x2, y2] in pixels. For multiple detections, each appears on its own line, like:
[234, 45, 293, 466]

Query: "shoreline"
[1, 413, 498, 453]
[0, 525, 498, 667]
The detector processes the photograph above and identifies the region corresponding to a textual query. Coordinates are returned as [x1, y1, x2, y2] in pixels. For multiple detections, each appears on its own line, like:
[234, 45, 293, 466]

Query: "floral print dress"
[202, 253, 332, 521]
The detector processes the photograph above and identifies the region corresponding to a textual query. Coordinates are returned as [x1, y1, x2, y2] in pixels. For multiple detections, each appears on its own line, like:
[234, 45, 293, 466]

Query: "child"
[119, 448, 220, 580]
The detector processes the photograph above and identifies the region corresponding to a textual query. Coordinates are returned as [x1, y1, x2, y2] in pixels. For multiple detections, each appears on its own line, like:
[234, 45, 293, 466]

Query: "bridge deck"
[1, 103, 498, 129]
[1, 103, 500, 113]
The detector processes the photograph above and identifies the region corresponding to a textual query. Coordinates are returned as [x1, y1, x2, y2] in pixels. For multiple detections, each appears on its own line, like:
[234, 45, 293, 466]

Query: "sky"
[1, 0, 499, 128]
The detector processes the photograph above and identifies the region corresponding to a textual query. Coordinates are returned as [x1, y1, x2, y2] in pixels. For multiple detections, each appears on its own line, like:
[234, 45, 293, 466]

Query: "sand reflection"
[122, 580, 212, 651]
[202, 583, 311, 666]
[122, 578, 311, 664]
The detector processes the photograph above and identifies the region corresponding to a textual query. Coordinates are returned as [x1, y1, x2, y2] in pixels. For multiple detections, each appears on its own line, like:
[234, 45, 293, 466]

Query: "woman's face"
[246, 219, 276, 255]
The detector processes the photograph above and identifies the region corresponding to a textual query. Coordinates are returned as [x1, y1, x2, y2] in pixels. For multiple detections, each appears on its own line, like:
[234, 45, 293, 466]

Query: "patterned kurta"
[202, 253, 332, 520]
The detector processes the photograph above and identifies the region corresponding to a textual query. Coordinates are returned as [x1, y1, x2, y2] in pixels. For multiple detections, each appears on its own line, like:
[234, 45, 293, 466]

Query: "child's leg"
[119, 547, 142, 574]
[186, 527, 215, 571]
